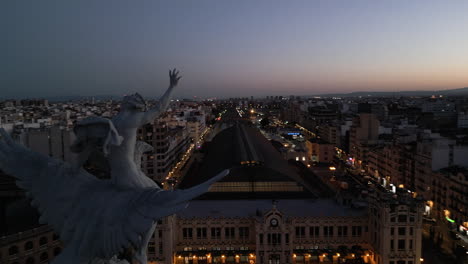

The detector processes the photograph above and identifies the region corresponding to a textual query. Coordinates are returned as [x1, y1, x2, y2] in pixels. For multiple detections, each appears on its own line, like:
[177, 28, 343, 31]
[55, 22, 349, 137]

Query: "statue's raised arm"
[109, 69, 181, 188]
[140, 68, 181, 125]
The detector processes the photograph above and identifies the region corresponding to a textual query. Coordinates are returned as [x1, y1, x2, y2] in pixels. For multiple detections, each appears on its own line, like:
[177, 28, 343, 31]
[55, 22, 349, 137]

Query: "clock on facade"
[270, 218, 278, 227]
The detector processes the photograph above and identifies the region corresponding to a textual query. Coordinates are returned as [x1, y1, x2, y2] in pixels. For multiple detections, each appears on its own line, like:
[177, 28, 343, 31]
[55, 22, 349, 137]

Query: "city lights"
[2, 2, 468, 264]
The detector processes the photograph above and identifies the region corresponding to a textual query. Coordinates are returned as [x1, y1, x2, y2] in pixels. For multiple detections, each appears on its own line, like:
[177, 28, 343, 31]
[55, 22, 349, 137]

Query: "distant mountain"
[316, 87, 468, 97]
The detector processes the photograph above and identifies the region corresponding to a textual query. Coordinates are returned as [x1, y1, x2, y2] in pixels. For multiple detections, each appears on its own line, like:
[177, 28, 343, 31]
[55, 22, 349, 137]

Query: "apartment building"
[349, 114, 380, 169]
[0, 226, 62, 264]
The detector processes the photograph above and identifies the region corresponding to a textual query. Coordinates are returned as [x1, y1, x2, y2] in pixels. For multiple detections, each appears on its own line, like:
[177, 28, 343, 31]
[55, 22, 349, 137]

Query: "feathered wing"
[132, 168, 230, 219]
[0, 129, 99, 232]
[0, 129, 228, 261]
[82, 168, 230, 259]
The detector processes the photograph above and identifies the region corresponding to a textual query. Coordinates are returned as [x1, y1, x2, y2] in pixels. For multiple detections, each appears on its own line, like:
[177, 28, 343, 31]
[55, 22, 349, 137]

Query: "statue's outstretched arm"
[141, 69, 181, 125]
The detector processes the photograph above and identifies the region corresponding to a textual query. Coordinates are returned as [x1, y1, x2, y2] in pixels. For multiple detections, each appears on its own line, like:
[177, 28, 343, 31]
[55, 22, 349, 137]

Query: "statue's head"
[121, 93, 147, 112]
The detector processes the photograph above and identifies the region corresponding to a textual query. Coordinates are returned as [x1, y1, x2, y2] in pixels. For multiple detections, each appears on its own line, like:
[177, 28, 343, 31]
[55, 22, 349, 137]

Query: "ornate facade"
[149, 193, 424, 264]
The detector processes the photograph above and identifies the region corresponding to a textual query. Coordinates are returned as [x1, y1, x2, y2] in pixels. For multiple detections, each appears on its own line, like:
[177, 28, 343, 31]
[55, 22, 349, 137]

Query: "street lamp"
[329, 166, 336, 181]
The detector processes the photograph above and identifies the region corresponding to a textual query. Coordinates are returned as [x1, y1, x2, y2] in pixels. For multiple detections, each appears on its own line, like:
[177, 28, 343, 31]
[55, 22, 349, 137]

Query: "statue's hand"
[169, 68, 181, 87]
[139, 69, 181, 125]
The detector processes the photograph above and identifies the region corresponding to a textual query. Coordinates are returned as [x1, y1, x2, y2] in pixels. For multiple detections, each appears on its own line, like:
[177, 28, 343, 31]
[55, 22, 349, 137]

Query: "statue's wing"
[89, 168, 229, 255]
[131, 168, 230, 220]
[0, 128, 101, 238]
[0, 129, 228, 260]
[73, 168, 229, 259]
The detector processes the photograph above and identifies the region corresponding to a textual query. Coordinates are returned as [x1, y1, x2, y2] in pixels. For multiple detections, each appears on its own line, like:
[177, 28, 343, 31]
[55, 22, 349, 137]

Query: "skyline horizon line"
[2, 86, 468, 101]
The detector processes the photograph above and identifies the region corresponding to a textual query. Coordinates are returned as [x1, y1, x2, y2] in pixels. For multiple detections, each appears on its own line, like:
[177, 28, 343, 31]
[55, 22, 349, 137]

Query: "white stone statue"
[0, 69, 229, 264]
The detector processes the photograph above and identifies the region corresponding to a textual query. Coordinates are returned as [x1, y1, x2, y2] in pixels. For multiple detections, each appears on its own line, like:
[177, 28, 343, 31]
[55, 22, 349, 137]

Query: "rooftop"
[177, 199, 367, 219]
[179, 123, 305, 190]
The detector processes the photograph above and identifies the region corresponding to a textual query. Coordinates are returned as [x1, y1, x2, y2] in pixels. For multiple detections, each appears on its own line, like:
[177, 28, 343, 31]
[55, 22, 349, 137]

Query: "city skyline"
[2, 0, 468, 98]
[2, 94, 468, 264]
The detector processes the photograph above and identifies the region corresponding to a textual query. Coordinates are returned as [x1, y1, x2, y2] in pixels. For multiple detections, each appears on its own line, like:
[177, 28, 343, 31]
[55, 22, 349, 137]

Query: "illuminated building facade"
[149, 193, 424, 264]
[138, 120, 190, 183]
[349, 114, 380, 169]
[305, 138, 334, 164]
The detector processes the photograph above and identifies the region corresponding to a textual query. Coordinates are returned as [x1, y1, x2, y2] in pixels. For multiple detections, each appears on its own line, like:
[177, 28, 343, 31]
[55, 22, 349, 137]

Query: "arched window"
[52, 233, 59, 241]
[40, 252, 48, 262]
[54, 247, 62, 256]
[26, 257, 35, 264]
[24, 241, 34, 251]
[39, 236, 48, 246]
[9, 245, 19, 255]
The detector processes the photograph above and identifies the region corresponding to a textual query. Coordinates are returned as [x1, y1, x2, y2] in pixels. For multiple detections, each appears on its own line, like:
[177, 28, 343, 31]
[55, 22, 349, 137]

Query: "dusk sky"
[2, 0, 468, 99]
